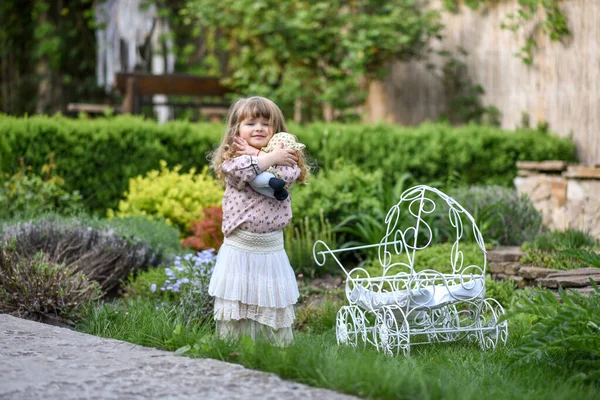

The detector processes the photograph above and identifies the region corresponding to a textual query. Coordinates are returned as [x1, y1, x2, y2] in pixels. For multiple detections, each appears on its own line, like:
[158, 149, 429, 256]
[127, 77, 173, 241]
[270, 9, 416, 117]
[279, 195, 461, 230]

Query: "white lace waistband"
[224, 229, 284, 253]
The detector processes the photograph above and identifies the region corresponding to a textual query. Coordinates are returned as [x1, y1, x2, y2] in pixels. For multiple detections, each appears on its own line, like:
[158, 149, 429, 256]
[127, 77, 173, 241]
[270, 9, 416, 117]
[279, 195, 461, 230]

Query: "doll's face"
[238, 117, 274, 150]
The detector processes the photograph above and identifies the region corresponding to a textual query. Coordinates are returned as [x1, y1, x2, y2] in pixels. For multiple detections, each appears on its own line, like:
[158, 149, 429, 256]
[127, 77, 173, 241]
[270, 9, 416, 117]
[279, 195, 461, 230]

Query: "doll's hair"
[210, 96, 309, 184]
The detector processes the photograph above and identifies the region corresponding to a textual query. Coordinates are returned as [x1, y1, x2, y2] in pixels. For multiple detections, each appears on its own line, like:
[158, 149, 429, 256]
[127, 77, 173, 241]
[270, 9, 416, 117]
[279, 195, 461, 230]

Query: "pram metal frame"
[313, 185, 508, 355]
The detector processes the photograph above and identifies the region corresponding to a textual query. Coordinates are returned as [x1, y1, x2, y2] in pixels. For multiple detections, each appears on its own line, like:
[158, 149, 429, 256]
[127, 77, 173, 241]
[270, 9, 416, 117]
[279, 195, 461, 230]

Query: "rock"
[563, 166, 600, 179]
[516, 161, 567, 172]
[519, 266, 553, 279]
[537, 268, 600, 289]
[492, 273, 506, 281]
[550, 177, 568, 207]
[567, 180, 586, 201]
[530, 177, 552, 203]
[489, 263, 505, 274]
[517, 170, 538, 177]
[489, 262, 521, 275]
[488, 247, 524, 263]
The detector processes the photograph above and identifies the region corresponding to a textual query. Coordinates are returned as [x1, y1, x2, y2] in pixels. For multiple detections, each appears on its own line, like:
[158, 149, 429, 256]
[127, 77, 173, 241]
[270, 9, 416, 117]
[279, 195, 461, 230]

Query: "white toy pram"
[313, 185, 508, 355]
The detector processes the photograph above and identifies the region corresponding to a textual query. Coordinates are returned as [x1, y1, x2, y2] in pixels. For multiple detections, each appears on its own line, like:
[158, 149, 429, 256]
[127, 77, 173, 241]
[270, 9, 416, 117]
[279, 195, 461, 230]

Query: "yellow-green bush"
[111, 161, 223, 235]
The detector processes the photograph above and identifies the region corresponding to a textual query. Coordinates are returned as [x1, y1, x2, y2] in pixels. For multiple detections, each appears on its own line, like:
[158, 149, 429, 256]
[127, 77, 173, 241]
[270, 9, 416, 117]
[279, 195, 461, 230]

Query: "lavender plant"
[449, 185, 543, 246]
[1, 217, 163, 294]
[0, 241, 102, 324]
[152, 250, 217, 323]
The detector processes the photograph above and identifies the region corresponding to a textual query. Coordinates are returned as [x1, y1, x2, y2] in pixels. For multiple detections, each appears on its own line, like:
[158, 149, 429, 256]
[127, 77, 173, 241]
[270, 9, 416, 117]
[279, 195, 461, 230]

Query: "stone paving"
[0, 315, 357, 400]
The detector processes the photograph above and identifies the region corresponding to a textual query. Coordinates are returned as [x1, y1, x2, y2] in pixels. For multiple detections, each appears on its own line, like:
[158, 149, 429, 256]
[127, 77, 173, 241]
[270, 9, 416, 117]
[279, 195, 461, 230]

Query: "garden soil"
[0, 314, 356, 400]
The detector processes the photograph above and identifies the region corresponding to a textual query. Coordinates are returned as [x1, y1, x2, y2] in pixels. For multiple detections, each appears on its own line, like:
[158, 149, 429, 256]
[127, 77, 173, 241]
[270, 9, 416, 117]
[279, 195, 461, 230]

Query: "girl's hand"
[233, 136, 259, 156]
[269, 145, 298, 166]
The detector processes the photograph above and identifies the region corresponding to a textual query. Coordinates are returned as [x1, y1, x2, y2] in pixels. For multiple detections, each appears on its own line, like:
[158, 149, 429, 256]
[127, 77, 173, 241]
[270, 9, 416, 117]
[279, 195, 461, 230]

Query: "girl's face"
[238, 116, 274, 150]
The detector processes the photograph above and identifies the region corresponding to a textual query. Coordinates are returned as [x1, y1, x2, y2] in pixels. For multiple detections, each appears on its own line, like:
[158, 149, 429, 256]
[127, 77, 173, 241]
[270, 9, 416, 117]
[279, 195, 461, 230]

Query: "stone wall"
[514, 162, 600, 239]
[488, 247, 600, 295]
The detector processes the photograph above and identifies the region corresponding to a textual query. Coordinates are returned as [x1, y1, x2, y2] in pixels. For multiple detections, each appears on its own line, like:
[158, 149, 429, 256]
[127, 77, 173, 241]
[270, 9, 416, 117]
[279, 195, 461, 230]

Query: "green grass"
[77, 299, 212, 350]
[521, 229, 600, 271]
[77, 297, 600, 399]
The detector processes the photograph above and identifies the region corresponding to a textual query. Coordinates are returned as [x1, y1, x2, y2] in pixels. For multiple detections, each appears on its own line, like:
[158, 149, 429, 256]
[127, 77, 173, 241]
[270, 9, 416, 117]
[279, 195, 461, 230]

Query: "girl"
[208, 96, 309, 346]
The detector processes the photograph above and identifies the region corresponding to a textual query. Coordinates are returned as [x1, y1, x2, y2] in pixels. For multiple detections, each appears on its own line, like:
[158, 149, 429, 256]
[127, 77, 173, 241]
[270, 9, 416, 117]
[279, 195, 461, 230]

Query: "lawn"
[77, 296, 600, 400]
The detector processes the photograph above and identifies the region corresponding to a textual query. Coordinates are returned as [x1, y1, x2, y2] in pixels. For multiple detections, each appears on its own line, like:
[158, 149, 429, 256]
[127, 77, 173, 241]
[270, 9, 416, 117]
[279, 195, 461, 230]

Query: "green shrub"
[173, 250, 216, 324]
[98, 215, 182, 257]
[124, 250, 216, 323]
[485, 277, 517, 308]
[521, 229, 599, 270]
[111, 161, 223, 235]
[560, 248, 600, 268]
[0, 116, 577, 215]
[507, 284, 600, 381]
[0, 243, 102, 323]
[526, 229, 598, 251]
[0, 157, 83, 220]
[291, 160, 383, 225]
[285, 212, 338, 278]
[123, 266, 172, 302]
[449, 185, 543, 246]
[299, 122, 577, 187]
[0, 115, 223, 213]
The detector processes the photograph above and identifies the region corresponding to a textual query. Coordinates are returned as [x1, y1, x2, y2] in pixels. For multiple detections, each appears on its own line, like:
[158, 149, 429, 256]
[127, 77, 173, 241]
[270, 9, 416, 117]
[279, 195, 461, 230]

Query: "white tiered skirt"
[208, 229, 299, 346]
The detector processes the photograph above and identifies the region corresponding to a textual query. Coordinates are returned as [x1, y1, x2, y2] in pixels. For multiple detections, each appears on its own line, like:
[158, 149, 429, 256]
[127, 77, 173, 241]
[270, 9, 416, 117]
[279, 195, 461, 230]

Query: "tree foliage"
[182, 0, 442, 118]
[0, 0, 101, 115]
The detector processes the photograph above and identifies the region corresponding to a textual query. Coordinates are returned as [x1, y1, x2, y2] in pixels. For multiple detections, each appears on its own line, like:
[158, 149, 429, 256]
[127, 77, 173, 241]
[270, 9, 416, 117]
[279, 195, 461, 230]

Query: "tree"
[182, 0, 441, 121]
[0, 0, 100, 115]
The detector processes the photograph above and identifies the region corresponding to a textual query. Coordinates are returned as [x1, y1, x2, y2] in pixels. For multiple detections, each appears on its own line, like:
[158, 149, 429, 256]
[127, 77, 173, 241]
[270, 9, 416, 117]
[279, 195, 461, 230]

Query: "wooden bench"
[68, 72, 233, 121]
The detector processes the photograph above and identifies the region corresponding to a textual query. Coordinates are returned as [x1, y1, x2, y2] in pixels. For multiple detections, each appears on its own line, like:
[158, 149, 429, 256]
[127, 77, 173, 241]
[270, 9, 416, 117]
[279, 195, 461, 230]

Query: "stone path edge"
[0, 314, 357, 400]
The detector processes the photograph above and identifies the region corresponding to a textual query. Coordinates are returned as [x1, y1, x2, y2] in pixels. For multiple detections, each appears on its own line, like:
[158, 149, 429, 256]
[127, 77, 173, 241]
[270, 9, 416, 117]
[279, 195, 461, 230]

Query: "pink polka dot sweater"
[221, 155, 301, 237]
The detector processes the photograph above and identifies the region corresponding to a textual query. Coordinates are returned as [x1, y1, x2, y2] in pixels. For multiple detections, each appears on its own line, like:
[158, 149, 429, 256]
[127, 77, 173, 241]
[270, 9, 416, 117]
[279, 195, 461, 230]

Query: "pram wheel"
[374, 306, 410, 356]
[477, 298, 508, 350]
[336, 305, 366, 347]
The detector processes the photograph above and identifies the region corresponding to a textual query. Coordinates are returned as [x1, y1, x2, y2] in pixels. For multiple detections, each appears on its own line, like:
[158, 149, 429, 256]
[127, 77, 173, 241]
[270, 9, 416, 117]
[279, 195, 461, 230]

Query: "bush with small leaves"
[449, 185, 543, 246]
[172, 250, 216, 323]
[112, 160, 223, 235]
[0, 158, 83, 220]
[485, 277, 518, 309]
[182, 206, 224, 252]
[291, 161, 383, 226]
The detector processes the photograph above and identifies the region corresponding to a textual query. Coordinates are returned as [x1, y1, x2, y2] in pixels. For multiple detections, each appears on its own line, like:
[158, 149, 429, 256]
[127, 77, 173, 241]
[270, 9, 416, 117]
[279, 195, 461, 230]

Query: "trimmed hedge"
[0, 115, 222, 212]
[0, 115, 577, 214]
[302, 122, 578, 186]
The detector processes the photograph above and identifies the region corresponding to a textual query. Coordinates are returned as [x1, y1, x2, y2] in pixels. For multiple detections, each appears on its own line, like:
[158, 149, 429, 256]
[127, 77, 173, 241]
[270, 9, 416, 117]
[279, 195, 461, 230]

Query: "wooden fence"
[364, 0, 600, 164]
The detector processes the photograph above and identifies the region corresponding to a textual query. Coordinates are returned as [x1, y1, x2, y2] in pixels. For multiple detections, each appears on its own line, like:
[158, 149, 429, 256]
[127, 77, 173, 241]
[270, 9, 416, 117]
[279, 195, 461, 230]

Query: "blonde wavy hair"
[210, 96, 309, 184]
